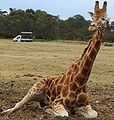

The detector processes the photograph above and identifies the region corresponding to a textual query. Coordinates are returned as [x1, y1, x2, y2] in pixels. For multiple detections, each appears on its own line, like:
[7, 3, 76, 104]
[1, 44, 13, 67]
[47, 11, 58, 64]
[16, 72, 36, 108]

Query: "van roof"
[21, 32, 33, 34]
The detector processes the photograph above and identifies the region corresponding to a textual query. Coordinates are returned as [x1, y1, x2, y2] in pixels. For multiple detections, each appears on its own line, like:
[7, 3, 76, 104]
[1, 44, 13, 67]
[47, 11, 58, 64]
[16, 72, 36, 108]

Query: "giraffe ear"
[88, 12, 94, 19]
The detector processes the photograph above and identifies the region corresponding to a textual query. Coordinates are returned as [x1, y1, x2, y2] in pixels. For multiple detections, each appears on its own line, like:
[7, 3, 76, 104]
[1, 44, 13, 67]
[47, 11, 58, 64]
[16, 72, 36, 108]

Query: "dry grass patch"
[0, 39, 113, 85]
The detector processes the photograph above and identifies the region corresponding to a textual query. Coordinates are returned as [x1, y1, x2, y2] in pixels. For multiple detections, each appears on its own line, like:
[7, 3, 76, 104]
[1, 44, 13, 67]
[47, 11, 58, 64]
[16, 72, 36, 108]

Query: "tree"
[0, 8, 113, 42]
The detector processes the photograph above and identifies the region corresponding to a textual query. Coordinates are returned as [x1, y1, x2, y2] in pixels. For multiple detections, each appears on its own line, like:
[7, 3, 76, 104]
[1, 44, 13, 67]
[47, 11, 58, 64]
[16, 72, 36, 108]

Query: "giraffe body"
[1, 1, 109, 119]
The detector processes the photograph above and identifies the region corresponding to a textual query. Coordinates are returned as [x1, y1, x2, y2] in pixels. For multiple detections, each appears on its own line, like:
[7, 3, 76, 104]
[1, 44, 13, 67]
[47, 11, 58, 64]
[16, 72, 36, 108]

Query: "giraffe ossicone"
[1, 1, 108, 119]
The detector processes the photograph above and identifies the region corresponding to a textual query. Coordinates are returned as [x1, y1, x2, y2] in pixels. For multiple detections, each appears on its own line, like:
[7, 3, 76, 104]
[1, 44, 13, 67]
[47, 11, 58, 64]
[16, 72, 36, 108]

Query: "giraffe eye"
[102, 18, 105, 21]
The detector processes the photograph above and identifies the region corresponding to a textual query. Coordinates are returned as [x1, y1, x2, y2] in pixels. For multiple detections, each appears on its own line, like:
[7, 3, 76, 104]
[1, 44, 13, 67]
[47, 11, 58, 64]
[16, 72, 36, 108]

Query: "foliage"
[0, 8, 114, 42]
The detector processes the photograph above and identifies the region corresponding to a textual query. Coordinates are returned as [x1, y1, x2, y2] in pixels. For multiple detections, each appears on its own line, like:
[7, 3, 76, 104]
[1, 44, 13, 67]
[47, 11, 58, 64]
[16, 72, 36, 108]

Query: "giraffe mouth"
[89, 24, 106, 31]
[88, 26, 97, 31]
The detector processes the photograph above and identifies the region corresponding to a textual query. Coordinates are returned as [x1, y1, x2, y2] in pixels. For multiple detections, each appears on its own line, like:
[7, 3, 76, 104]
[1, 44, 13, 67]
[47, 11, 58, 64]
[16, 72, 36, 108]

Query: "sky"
[0, 0, 114, 21]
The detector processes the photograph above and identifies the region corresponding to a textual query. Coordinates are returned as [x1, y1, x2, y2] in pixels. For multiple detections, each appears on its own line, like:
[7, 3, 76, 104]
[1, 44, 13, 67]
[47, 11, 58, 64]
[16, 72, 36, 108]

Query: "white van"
[13, 32, 33, 42]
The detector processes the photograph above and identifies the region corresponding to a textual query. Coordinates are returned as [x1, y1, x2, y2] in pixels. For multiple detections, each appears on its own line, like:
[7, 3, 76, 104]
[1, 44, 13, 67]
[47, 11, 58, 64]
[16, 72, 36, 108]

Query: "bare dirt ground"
[0, 40, 114, 120]
[0, 81, 114, 120]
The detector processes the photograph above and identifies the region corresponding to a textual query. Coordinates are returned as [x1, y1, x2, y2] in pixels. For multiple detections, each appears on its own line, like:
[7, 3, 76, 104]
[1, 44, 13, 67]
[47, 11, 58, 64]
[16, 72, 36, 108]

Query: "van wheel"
[18, 40, 21, 42]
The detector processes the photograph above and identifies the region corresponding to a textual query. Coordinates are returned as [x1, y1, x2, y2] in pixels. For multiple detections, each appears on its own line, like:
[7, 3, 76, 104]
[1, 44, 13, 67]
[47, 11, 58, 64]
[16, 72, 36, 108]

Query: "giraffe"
[1, 1, 109, 119]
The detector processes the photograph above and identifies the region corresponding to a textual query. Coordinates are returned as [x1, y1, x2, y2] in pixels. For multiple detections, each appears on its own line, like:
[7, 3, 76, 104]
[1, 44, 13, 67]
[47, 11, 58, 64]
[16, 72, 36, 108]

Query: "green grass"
[0, 39, 114, 85]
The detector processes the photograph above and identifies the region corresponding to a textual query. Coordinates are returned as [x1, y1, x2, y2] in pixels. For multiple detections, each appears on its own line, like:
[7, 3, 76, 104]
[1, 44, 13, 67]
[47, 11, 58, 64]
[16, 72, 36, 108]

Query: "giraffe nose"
[89, 23, 96, 31]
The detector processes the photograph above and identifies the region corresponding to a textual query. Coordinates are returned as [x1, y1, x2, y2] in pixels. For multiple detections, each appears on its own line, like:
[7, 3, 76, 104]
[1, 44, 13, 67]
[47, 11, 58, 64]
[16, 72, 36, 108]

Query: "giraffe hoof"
[1, 109, 13, 115]
[81, 109, 98, 118]
[53, 104, 69, 117]
[44, 107, 58, 116]
[58, 110, 69, 117]
[78, 105, 98, 118]
[44, 107, 69, 117]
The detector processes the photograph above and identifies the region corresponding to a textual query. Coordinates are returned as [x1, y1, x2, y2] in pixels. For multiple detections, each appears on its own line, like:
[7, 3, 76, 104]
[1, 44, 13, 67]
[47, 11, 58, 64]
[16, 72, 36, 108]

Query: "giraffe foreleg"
[44, 104, 69, 117]
[1, 79, 46, 115]
[1, 87, 38, 115]
[52, 103, 69, 117]
[73, 92, 97, 118]
[76, 93, 97, 118]
[45, 99, 69, 117]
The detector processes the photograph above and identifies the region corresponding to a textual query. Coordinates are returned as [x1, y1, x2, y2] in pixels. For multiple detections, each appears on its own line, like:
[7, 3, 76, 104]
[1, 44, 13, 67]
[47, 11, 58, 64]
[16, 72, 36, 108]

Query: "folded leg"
[44, 99, 69, 117]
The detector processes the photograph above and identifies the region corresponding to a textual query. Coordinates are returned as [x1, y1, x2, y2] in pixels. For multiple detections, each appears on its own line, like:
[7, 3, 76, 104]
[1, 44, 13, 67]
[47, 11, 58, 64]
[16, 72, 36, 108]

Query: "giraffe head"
[88, 1, 109, 31]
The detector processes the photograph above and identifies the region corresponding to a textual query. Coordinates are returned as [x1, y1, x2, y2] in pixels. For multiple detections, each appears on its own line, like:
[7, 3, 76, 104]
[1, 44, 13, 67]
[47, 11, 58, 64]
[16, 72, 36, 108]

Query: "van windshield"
[21, 34, 32, 39]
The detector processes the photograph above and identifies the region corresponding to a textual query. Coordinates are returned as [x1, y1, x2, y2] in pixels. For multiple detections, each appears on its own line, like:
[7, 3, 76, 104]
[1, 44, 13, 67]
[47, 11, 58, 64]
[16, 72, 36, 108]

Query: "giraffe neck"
[75, 29, 105, 85]
[66, 29, 105, 86]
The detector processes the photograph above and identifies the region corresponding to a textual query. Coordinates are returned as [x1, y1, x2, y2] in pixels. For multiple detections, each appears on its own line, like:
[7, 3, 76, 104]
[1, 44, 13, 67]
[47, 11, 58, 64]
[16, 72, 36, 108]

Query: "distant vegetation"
[0, 8, 114, 42]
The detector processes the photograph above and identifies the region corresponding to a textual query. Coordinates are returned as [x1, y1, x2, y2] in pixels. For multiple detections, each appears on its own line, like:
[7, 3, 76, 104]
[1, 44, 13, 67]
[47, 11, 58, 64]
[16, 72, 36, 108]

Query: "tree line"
[0, 8, 114, 42]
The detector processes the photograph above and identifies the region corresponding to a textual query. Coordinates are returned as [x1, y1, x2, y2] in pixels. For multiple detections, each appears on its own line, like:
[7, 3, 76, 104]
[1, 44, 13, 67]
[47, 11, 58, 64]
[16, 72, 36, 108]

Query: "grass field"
[0, 39, 114, 120]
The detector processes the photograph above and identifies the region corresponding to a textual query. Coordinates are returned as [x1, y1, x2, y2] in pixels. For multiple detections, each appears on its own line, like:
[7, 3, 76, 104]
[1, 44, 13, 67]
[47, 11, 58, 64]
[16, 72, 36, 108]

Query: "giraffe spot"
[61, 86, 69, 98]
[52, 86, 57, 98]
[35, 88, 40, 94]
[77, 93, 88, 104]
[64, 75, 70, 85]
[87, 45, 92, 53]
[56, 85, 62, 96]
[82, 85, 87, 93]
[40, 79, 45, 84]
[70, 99, 76, 106]
[98, 31, 103, 39]
[35, 84, 40, 88]
[89, 48, 96, 60]
[67, 70, 72, 75]
[95, 40, 101, 50]
[76, 88, 81, 95]
[84, 57, 91, 67]
[75, 73, 85, 85]
[96, 35, 99, 40]
[100, 34, 103, 39]
[68, 92, 76, 100]
[73, 65, 78, 73]
[70, 63, 75, 68]
[69, 82, 78, 91]
[54, 77, 61, 85]
[46, 95, 50, 103]
[49, 81, 54, 90]
[54, 79, 59, 85]
[58, 74, 66, 84]
[63, 98, 70, 106]
[51, 96, 55, 102]
[46, 89, 51, 97]
[46, 79, 52, 86]
[81, 67, 89, 76]
[70, 74, 74, 82]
